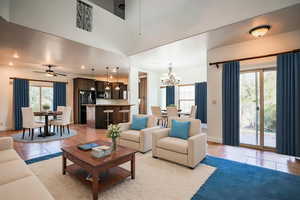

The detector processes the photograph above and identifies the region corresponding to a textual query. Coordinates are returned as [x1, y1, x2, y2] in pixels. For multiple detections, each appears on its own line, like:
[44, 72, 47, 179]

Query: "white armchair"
[152, 117, 207, 168]
[118, 115, 160, 153]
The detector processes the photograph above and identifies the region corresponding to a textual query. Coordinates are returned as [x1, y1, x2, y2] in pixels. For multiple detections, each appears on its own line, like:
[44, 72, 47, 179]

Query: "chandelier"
[160, 63, 181, 86]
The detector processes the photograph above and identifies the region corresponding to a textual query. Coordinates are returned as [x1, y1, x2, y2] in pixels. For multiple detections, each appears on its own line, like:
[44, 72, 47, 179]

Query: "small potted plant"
[42, 104, 50, 112]
[107, 124, 121, 151]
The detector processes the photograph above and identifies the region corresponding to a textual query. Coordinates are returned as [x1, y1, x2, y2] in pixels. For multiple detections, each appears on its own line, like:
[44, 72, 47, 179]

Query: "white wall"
[207, 29, 300, 143]
[126, 0, 300, 54]
[128, 65, 160, 116]
[0, 0, 10, 21]
[9, 0, 133, 55]
[0, 65, 74, 131]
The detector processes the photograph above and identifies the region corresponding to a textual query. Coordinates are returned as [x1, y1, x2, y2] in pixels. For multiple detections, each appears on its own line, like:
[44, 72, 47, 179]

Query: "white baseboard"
[207, 137, 222, 143]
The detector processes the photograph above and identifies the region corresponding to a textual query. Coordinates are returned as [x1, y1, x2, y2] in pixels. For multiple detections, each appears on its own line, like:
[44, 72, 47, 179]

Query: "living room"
[0, 0, 300, 200]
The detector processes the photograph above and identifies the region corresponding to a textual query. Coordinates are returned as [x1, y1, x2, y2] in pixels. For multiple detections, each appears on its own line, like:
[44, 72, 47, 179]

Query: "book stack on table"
[91, 145, 112, 158]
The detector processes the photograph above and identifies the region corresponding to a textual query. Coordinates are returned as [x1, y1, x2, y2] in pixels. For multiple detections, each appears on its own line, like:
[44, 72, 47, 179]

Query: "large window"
[178, 85, 195, 113]
[160, 87, 166, 109]
[30, 86, 53, 112]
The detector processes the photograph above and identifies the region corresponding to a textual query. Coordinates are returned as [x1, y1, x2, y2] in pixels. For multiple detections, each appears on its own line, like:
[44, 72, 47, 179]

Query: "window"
[30, 86, 53, 112]
[160, 87, 166, 109]
[178, 85, 195, 113]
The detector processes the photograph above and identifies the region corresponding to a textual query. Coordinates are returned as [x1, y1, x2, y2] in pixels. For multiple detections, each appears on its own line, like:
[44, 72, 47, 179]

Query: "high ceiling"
[130, 4, 300, 72]
[0, 18, 130, 77]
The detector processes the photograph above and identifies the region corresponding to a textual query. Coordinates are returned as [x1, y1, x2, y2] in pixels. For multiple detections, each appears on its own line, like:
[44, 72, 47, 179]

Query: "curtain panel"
[222, 61, 240, 146]
[13, 79, 29, 130]
[53, 82, 67, 111]
[195, 82, 207, 123]
[166, 86, 175, 106]
[276, 52, 300, 156]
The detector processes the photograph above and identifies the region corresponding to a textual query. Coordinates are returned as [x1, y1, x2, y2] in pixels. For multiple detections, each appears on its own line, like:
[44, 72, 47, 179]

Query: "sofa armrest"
[188, 133, 207, 168]
[139, 126, 161, 152]
[0, 137, 13, 151]
[119, 122, 131, 132]
[152, 128, 170, 156]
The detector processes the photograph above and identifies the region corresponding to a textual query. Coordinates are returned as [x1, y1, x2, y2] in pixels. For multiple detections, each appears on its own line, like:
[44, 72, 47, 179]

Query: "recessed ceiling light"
[81, 65, 85, 69]
[13, 53, 19, 59]
[8, 62, 13, 66]
[110, 75, 113, 79]
[249, 25, 271, 38]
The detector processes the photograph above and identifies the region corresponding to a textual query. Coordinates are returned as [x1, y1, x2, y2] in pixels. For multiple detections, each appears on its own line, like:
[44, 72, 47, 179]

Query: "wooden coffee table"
[61, 140, 137, 200]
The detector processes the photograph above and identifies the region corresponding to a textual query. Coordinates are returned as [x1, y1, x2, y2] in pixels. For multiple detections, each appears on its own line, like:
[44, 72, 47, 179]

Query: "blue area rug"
[25, 152, 300, 200]
[12, 129, 77, 143]
[192, 156, 300, 200]
[25, 152, 62, 164]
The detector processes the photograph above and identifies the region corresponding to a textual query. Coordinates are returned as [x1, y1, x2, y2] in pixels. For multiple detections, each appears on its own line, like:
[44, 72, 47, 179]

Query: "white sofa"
[0, 137, 54, 200]
[118, 115, 160, 153]
[152, 118, 207, 168]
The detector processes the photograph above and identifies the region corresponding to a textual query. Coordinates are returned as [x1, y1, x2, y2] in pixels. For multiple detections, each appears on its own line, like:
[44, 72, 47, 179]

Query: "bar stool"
[104, 109, 114, 128]
[119, 109, 130, 122]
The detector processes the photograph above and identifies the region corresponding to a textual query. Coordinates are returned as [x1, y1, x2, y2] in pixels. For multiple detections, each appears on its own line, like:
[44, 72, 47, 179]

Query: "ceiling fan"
[33, 64, 67, 77]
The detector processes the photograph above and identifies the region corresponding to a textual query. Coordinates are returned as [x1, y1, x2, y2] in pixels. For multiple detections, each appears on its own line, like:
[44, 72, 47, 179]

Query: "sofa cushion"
[0, 149, 21, 164]
[157, 137, 188, 154]
[0, 175, 54, 200]
[170, 120, 191, 140]
[120, 130, 140, 142]
[0, 159, 33, 185]
[131, 115, 148, 130]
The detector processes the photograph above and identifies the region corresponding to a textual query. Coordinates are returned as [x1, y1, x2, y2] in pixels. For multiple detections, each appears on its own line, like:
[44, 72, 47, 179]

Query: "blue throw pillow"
[169, 120, 191, 140]
[131, 115, 149, 130]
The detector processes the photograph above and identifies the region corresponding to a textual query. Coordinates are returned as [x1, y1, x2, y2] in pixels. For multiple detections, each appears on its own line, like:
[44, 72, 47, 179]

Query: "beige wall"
[207, 29, 300, 143]
[0, 65, 74, 131]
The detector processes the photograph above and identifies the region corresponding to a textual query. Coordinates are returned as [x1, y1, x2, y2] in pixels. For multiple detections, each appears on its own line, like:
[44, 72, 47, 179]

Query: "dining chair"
[52, 106, 65, 131]
[151, 106, 163, 126]
[189, 105, 197, 119]
[165, 107, 178, 127]
[50, 107, 72, 136]
[21, 107, 44, 140]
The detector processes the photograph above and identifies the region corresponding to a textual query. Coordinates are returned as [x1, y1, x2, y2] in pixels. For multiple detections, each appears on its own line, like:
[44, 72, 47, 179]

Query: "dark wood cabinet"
[73, 78, 96, 124]
[95, 81, 105, 93]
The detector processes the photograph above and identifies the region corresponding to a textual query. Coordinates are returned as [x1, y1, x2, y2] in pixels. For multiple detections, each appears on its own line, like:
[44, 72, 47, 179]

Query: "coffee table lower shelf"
[65, 164, 131, 192]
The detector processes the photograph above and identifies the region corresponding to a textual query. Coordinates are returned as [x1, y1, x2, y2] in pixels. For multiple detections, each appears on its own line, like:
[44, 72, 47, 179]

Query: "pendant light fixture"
[115, 67, 120, 90]
[105, 67, 110, 90]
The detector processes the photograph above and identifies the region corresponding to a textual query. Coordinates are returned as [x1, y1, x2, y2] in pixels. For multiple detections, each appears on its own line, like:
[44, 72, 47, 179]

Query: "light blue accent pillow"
[131, 115, 149, 130]
[169, 120, 191, 140]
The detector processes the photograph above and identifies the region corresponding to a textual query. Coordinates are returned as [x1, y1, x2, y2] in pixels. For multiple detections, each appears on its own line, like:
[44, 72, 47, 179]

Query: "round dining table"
[34, 111, 63, 137]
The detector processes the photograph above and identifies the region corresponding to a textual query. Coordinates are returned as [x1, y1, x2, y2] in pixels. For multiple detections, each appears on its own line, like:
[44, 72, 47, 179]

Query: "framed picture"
[76, 0, 93, 32]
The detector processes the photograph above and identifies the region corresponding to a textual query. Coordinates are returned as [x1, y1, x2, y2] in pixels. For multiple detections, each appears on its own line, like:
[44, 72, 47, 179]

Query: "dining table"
[34, 111, 63, 137]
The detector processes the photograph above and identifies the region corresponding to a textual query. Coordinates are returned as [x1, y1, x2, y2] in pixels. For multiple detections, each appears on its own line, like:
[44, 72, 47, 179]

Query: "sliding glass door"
[240, 69, 276, 149]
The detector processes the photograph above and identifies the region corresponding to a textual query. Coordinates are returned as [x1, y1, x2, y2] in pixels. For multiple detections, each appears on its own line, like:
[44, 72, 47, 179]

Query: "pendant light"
[105, 67, 110, 90]
[115, 67, 120, 90]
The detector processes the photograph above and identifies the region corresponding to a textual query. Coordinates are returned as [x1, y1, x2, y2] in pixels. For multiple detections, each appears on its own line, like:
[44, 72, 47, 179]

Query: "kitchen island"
[85, 104, 134, 129]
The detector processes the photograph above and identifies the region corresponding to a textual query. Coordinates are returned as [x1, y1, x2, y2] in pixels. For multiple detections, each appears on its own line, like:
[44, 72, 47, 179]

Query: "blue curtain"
[195, 82, 207, 123]
[166, 86, 175, 106]
[53, 82, 67, 111]
[222, 61, 240, 146]
[13, 79, 29, 130]
[276, 52, 300, 156]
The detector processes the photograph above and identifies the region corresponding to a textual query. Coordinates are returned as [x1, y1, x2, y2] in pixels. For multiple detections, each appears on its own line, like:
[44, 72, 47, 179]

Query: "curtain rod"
[9, 77, 68, 84]
[209, 49, 300, 68]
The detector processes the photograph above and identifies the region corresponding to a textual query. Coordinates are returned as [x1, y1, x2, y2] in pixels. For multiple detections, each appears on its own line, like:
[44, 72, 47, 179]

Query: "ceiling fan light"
[46, 73, 54, 77]
[249, 25, 271, 38]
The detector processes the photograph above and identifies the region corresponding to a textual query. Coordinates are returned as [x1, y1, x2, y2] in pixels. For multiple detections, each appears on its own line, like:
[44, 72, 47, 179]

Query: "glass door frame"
[240, 68, 276, 151]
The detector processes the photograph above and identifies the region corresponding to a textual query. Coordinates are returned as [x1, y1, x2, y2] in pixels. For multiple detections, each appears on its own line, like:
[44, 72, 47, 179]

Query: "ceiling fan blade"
[55, 73, 67, 76]
[33, 71, 46, 74]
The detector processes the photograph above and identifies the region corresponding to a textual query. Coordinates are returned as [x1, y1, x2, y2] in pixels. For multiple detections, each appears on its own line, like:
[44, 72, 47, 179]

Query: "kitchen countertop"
[83, 104, 134, 107]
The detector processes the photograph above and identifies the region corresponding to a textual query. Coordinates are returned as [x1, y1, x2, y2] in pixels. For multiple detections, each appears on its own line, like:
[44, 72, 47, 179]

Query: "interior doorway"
[240, 69, 277, 149]
[138, 72, 147, 114]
